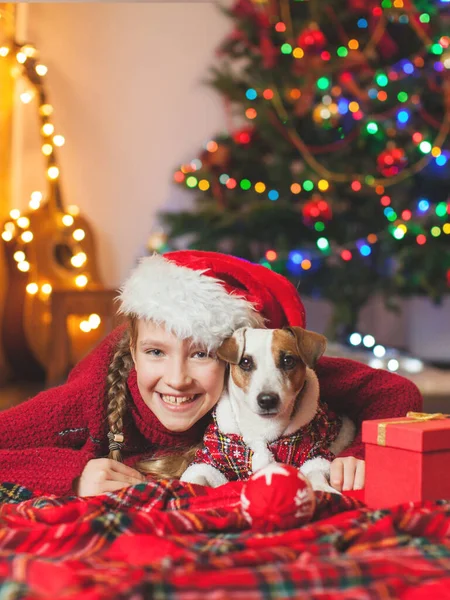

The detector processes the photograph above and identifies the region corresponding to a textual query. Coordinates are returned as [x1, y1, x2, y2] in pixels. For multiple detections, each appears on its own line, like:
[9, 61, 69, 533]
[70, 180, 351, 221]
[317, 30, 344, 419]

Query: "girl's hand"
[330, 457, 365, 492]
[74, 458, 146, 497]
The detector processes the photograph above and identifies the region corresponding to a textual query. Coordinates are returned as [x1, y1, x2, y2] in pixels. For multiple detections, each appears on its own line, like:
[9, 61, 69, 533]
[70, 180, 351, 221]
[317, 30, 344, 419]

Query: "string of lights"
[0, 33, 100, 334]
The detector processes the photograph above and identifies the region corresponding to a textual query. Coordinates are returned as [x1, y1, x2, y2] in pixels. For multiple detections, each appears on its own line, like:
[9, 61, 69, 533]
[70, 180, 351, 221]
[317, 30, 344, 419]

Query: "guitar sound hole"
[54, 243, 76, 271]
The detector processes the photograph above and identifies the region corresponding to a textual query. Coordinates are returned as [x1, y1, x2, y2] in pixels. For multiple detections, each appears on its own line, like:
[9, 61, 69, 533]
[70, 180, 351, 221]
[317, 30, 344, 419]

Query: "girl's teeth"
[161, 394, 195, 405]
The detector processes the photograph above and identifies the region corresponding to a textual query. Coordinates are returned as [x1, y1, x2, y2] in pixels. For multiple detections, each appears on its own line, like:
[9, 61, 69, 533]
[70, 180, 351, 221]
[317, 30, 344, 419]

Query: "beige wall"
[15, 2, 229, 286]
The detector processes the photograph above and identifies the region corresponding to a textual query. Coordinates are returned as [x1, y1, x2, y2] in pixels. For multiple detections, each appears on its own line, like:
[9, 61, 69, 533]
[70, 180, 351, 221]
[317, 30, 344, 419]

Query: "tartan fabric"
[192, 402, 342, 480]
[0, 479, 448, 599]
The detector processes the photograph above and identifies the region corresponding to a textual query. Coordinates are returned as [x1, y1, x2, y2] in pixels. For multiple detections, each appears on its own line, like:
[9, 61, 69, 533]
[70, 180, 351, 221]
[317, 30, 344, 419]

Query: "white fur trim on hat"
[118, 254, 264, 349]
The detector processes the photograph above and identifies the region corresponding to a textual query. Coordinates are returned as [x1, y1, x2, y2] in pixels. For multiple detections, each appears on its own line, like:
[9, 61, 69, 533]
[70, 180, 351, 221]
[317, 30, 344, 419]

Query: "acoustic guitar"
[1, 40, 102, 380]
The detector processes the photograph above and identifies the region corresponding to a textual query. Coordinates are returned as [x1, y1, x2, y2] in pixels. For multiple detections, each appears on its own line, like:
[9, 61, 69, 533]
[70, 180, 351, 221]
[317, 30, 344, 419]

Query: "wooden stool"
[46, 288, 121, 387]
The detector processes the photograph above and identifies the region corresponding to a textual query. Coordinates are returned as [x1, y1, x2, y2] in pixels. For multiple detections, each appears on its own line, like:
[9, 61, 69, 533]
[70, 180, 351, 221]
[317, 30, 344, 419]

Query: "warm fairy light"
[13, 251, 25, 262]
[18, 261, 30, 272]
[318, 180, 329, 191]
[41, 283, 52, 294]
[275, 22, 286, 32]
[42, 123, 54, 136]
[75, 275, 88, 288]
[10, 209, 20, 220]
[26, 283, 39, 295]
[16, 52, 26, 64]
[266, 250, 277, 261]
[348, 101, 359, 113]
[198, 179, 210, 191]
[17, 217, 30, 229]
[4, 222, 15, 233]
[377, 91, 387, 102]
[348, 39, 359, 50]
[22, 45, 36, 57]
[263, 89, 274, 100]
[53, 135, 65, 146]
[290, 89, 301, 100]
[71, 252, 87, 267]
[88, 313, 102, 329]
[31, 191, 43, 203]
[293, 48, 304, 59]
[73, 229, 86, 241]
[67, 205, 80, 216]
[206, 141, 218, 153]
[174, 171, 185, 183]
[367, 234, 378, 244]
[29, 199, 41, 210]
[301, 259, 312, 270]
[0, 47, 10, 57]
[35, 64, 48, 76]
[351, 181, 362, 192]
[20, 91, 34, 104]
[245, 108, 257, 119]
[47, 166, 59, 179]
[21, 231, 33, 243]
[1, 231, 12, 242]
[42, 144, 53, 156]
[381, 195, 391, 206]
[290, 183, 301, 194]
[39, 104, 53, 116]
[80, 320, 92, 333]
[255, 182, 266, 193]
[62, 214, 74, 227]
[431, 146, 441, 157]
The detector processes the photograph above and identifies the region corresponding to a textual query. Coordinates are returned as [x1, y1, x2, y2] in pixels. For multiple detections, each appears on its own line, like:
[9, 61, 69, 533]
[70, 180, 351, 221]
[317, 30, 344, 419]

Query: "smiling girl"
[0, 251, 422, 496]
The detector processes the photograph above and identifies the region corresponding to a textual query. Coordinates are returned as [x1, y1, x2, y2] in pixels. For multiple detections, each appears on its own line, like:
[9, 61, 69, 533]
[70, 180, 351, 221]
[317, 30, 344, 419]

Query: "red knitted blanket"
[0, 480, 448, 599]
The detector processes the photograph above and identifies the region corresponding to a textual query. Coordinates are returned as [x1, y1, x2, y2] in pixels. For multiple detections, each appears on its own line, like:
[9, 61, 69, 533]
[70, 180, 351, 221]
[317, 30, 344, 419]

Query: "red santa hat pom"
[240, 463, 316, 532]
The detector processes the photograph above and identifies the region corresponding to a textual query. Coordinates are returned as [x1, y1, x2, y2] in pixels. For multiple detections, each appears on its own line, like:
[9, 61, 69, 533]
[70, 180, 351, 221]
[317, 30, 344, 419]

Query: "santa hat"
[118, 250, 306, 349]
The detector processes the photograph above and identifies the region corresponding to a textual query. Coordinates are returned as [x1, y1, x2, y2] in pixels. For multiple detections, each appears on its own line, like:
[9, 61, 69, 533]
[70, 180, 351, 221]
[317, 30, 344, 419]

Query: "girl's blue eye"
[193, 350, 213, 359]
[146, 349, 164, 357]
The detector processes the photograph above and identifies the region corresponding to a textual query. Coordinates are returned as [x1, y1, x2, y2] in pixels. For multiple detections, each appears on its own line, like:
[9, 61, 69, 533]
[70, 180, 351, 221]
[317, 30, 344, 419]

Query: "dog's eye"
[282, 355, 297, 369]
[238, 356, 254, 371]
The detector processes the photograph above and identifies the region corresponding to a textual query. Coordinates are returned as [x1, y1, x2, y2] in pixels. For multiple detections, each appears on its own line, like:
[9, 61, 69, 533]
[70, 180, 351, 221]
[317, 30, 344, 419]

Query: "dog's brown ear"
[217, 327, 247, 364]
[285, 326, 327, 368]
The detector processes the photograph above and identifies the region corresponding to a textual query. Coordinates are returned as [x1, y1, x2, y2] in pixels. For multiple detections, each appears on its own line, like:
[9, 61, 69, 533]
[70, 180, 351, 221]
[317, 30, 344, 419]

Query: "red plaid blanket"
[0, 480, 449, 599]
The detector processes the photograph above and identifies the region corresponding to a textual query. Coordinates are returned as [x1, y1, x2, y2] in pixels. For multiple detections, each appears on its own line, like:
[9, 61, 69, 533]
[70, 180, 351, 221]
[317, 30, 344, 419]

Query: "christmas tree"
[162, 0, 450, 339]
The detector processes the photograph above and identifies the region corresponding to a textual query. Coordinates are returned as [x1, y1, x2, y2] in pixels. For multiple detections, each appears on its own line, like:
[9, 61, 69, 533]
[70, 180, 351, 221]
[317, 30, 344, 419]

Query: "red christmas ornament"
[240, 464, 316, 532]
[233, 126, 254, 145]
[297, 23, 326, 54]
[377, 147, 407, 177]
[302, 195, 333, 226]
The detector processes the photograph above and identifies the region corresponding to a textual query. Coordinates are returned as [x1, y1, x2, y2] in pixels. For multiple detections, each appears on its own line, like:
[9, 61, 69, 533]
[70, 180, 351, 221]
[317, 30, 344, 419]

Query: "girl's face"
[131, 320, 226, 432]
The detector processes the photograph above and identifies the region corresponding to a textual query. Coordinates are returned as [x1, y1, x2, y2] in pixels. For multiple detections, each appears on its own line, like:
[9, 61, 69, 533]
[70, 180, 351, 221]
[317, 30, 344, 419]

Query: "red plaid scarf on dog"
[191, 402, 342, 481]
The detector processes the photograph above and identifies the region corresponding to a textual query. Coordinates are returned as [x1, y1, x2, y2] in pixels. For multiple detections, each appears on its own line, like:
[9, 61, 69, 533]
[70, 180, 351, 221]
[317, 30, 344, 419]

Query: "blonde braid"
[106, 326, 134, 462]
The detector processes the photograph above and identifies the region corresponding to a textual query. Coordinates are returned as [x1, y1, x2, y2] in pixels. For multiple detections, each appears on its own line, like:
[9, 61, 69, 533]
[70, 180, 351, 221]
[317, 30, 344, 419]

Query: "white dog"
[181, 327, 355, 493]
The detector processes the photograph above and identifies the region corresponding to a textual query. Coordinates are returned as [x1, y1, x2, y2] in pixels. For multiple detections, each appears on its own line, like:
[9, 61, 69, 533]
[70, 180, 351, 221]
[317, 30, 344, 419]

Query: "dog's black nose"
[257, 392, 279, 411]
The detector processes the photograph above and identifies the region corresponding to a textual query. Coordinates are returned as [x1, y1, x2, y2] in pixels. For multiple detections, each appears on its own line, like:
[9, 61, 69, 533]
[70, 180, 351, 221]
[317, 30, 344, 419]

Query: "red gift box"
[363, 412, 450, 508]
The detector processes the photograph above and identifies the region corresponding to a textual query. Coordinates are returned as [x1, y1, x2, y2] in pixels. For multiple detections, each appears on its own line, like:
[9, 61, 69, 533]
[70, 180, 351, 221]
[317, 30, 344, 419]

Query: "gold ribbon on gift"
[376, 412, 450, 446]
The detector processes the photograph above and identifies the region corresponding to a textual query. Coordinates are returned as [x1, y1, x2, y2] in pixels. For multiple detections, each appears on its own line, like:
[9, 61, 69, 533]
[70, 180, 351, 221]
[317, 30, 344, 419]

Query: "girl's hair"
[105, 317, 201, 479]
[106, 321, 135, 463]
[135, 444, 201, 480]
